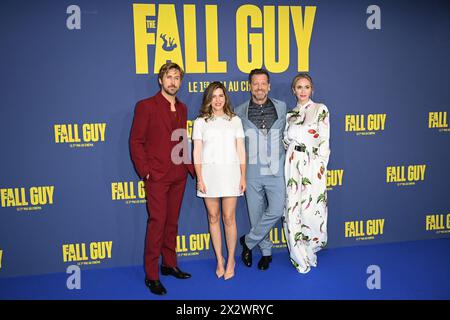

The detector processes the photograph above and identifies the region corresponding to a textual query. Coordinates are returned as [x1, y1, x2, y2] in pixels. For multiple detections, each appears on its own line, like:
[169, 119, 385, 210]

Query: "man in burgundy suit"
[130, 62, 195, 295]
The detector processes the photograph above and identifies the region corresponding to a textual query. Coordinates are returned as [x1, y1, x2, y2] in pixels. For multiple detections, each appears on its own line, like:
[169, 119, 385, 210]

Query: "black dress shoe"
[240, 235, 252, 267]
[145, 279, 167, 295]
[161, 265, 191, 279]
[257, 256, 272, 270]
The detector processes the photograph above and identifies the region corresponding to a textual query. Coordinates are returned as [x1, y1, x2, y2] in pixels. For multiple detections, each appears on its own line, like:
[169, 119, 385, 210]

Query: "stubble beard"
[252, 91, 268, 104]
[163, 86, 179, 97]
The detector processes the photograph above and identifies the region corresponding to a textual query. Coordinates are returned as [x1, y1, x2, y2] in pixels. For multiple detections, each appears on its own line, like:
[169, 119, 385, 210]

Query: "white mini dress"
[192, 115, 245, 198]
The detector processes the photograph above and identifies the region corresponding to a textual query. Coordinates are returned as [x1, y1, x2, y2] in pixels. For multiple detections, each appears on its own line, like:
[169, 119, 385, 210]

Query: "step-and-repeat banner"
[0, 0, 449, 277]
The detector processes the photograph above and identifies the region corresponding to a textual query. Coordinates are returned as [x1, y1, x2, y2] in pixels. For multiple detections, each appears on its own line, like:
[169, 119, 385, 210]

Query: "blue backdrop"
[1, 0, 449, 278]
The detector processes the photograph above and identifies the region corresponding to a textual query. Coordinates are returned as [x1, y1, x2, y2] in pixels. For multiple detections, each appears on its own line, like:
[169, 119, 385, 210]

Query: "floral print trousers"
[283, 143, 328, 274]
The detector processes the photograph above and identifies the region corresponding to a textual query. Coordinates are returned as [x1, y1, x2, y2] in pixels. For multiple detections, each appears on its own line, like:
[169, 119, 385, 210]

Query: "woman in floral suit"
[283, 73, 330, 274]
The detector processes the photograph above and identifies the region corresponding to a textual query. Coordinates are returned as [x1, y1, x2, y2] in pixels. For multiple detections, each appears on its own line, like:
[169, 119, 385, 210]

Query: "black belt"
[294, 145, 306, 152]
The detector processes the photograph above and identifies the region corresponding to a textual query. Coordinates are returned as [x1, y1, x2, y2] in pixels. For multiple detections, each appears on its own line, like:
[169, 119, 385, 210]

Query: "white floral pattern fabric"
[283, 100, 330, 273]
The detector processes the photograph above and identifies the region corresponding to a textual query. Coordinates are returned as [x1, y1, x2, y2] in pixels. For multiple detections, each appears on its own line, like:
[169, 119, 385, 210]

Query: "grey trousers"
[244, 175, 285, 256]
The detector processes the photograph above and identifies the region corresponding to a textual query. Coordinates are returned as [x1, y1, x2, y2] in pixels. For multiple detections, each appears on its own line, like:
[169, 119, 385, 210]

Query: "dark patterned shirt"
[248, 98, 278, 134]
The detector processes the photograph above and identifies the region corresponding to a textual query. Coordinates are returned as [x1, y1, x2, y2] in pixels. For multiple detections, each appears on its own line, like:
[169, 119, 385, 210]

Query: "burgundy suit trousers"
[144, 164, 187, 280]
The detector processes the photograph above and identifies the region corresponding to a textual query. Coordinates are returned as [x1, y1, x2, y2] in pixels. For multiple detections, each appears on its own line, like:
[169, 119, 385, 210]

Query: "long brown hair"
[198, 81, 235, 121]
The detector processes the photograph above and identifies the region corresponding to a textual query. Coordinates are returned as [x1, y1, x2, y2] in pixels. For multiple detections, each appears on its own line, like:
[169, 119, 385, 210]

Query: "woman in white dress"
[283, 74, 330, 274]
[192, 81, 246, 280]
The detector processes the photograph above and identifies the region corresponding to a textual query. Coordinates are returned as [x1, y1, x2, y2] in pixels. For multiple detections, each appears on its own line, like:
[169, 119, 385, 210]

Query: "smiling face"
[210, 87, 226, 114]
[250, 73, 271, 104]
[199, 82, 233, 119]
[293, 77, 313, 105]
[159, 68, 182, 97]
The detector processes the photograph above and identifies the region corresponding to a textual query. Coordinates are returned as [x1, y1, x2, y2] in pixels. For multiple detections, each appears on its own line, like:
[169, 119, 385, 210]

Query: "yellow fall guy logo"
[345, 219, 385, 239]
[269, 227, 287, 247]
[111, 181, 145, 200]
[426, 214, 450, 233]
[54, 123, 106, 144]
[62, 241, 113, 263]
[428, 112, 448, 132]
[111, 181, 147, 205]
[326, 169, 344, 190]
[386, 164, 426, 186]
[177, 233, 211, 255]
[0, 186, 54, 209]
[345, 114, 386, 135]
[133, 3, 316, 74]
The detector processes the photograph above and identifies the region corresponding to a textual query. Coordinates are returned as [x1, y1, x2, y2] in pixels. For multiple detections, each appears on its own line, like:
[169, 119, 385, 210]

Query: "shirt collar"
[296, 99, 313, 111]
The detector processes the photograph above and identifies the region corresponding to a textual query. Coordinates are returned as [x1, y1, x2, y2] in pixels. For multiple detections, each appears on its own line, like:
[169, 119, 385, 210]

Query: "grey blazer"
[235, 98, 287, 178]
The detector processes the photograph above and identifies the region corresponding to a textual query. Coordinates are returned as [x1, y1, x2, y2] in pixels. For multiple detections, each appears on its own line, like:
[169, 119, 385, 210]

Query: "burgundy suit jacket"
[130, 91, 195, 181]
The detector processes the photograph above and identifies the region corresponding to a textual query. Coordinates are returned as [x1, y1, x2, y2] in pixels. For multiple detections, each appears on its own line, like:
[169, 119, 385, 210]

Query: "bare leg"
[222, 196, 237, 280]
[204, 197, 225, 278]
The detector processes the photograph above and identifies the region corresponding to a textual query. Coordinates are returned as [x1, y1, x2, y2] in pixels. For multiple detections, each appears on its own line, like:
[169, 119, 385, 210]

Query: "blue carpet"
[1, 238, 449, 300]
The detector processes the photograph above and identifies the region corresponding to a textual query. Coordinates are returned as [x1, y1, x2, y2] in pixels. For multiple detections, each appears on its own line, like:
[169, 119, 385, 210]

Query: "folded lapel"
[269, 99, 285, 131]
[242, 101, 258, 130]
